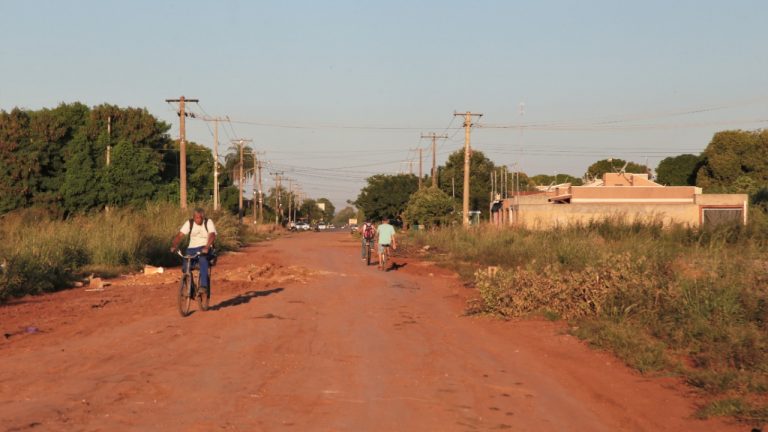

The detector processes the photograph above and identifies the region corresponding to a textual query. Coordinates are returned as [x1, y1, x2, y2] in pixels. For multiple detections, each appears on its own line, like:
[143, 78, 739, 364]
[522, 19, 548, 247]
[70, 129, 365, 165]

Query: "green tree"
[438, 149, 496, 216]
[60, 135, 102, 212]
[530, 174, 583, 187]
[586, 158, 648, 180]
[316, 198, 335, 221]
[403, 187, 455, 228]
[0, 108, 33, 212]
[102, 140, 162, 207]
[655, 154, 700, 186]
[333, 206, 356, 226]
[355, 174, 419, 222]
[696, 130, 768, 192]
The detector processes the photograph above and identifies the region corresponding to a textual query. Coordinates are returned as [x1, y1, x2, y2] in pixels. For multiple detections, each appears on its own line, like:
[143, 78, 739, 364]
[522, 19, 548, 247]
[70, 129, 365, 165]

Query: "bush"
[0, 203, 245, 301]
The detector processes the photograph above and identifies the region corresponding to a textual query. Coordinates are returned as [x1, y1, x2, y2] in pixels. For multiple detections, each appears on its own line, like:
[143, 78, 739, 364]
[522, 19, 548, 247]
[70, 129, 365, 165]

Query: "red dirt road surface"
[0, 232, 747, 431]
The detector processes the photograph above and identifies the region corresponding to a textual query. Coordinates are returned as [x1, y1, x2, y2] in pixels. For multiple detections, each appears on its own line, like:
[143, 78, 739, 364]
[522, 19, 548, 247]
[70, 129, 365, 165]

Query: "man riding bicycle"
[376, 216, 396, 270]
[360, 219, 376, 262]
[170, 208, 217, 296]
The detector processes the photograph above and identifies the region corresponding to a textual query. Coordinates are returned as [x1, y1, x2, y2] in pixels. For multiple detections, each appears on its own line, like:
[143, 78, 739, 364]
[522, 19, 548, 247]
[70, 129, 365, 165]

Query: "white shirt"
[179, 219, 217, 249]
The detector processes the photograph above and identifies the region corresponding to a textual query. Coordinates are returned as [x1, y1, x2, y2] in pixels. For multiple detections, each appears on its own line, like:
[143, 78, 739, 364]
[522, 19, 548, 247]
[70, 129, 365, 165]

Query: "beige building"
[496, 173, 748, 229]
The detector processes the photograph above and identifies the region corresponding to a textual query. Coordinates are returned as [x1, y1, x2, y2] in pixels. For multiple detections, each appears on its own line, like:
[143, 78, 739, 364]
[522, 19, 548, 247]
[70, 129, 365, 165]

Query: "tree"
[403, 187, 454, 228]
[438, 149, 496, 216]
[530, 174, 583, 187]
[316, 198, 335, 221]
[102, 140, 162, 207]
[586, 159, 648, 180]
[655, 154, 700, 186]
[60, 135, 102, 213]
[696, 130, 768, 192]
[333, 206, 356, 226]
[355, 174, 419, 222]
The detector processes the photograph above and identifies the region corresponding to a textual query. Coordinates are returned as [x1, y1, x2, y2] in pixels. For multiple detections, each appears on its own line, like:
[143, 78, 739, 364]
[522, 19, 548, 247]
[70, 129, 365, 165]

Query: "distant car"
[350, 224, 358, 233]
[329, 224, 336, 229]
[294, 222, 310, 231]
[317, 221, 328, 230]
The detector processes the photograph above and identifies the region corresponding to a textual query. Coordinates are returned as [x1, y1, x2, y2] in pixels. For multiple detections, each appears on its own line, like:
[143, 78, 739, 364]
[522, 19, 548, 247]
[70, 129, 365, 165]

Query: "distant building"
[496, 173, 747, 229]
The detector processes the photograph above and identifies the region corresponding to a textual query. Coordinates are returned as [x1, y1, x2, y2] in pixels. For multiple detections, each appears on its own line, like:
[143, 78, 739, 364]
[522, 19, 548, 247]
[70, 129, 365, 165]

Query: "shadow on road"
[387, 262, 408, 272]
[210, 288, 284, 311]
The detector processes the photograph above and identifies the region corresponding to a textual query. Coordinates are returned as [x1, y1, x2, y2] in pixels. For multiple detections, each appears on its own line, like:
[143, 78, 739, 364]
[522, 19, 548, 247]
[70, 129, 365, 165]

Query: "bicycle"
[378, 243, 392, 271]
[176, 250, 210, 317]
[363, 238, 373, 266]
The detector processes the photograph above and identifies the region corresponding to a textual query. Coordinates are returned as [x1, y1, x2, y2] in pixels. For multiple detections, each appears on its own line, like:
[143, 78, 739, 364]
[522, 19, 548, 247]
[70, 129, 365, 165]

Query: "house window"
[702, 208, 743, 227]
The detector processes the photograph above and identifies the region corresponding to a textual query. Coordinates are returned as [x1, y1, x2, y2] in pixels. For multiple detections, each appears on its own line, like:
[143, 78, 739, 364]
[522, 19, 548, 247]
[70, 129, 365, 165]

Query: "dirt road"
[0, 232, 746, 431]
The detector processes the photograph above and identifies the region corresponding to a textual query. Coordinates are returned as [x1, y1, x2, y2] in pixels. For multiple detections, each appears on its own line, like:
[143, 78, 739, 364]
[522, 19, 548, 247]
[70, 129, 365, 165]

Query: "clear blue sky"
[2, 0, 767, 208]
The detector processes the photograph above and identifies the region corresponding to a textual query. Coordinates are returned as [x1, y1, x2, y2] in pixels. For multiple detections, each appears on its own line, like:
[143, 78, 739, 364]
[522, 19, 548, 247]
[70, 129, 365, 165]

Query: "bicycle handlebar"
[176, 250, 203, 260]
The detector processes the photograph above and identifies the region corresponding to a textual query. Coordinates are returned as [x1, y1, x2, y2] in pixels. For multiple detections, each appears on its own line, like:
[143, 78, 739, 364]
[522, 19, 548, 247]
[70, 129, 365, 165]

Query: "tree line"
[0, 102, 337, 223]
[355, 129, 768, 227]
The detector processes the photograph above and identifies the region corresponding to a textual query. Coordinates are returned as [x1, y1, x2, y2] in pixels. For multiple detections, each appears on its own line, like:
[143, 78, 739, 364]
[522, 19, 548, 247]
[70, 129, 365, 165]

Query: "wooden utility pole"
[454, 111, 483, 227]
[201, 116, 228, 211]
[166, 96, 199, 209]
[231, 138, 253, 222]
[421, 133, 448, 188]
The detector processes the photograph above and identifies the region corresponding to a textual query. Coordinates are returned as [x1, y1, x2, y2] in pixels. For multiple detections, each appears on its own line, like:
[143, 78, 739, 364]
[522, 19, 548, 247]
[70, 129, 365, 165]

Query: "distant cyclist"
[376, 216, 397, 270]
[170, 208, 217, 297]
[360, 219, 377, 261]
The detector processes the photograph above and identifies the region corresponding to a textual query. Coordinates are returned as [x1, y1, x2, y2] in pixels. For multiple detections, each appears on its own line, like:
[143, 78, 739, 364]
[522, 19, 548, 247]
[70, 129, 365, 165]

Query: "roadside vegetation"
[0, 203, 246, 302]
[409, 219, 768, 424]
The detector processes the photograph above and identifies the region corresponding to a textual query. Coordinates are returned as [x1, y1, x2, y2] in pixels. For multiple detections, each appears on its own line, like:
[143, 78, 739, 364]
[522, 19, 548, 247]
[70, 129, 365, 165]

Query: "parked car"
[350, 224, 358, 233]
[317, 221, 328, 230]
[294, 222, 310, 231]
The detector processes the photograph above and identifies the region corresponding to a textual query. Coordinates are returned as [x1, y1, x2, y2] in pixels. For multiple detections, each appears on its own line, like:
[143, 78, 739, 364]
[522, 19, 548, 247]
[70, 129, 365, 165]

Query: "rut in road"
[0, 232, 745, 431]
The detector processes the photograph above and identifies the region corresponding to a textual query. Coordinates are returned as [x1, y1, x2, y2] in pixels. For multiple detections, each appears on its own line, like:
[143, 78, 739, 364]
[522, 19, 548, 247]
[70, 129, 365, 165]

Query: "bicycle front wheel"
[178, 274, 193, 317]
[197, 271, 209, 311]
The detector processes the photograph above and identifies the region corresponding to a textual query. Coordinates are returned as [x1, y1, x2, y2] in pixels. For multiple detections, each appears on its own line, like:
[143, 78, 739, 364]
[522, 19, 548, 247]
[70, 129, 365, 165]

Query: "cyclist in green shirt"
[376, 216, 397, 270]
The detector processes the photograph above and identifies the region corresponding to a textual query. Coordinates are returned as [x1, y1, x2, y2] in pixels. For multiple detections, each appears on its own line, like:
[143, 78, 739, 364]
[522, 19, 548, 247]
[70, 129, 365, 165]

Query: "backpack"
[363, 223, 375, 240]
[188, 218, 217, 266]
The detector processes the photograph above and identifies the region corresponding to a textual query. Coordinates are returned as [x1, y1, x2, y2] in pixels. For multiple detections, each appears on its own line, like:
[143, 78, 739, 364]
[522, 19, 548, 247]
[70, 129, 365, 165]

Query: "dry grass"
[410, 222, 768, 423]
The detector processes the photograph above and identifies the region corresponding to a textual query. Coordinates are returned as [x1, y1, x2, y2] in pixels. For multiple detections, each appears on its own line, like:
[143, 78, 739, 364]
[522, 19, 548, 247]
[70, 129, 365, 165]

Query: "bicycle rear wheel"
[365, 242, 371, 266]
[381, 247, 387, 270]
[178, 274, 192, 317]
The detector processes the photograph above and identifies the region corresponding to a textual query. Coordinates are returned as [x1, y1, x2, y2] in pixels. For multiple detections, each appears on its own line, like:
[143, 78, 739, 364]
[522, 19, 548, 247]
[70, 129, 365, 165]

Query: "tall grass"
[410, 222, 768, 422]
[0, 203, 244, 301]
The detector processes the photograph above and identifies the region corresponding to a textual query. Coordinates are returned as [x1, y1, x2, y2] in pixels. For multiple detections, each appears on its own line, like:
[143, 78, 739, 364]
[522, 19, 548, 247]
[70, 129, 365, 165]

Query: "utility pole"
[231, 138, 253, 223]
[166, 96, 199, 209]
[454, 111, 483, 227]
[106, 116, 112, 166]
[271, 171, 284, 224]
[421, 133, 448, 188]
[246, 150, 265, 222]
[257, 161, 264, 224]
[201, 116, 229, 211]
[409, 148, 424, 189]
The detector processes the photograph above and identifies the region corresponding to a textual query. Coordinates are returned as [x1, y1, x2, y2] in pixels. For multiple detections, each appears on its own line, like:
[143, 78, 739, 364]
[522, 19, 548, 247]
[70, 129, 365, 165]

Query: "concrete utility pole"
[106, 116, 112, 166]
[166, 96, 199, 209]
[231, 138, 253, 222]
[410, 148, 424, 189]
[257, 161, 264, 224]
[421, 133, 448, 188]
[454, 111, 483, 227]
[201, 116, 229, 211]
